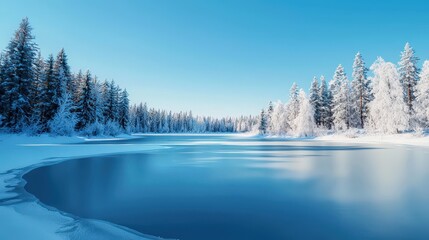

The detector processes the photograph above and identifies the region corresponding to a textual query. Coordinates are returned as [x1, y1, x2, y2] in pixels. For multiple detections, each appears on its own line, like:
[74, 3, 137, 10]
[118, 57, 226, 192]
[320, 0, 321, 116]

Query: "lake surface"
[24, 135, 429, 240]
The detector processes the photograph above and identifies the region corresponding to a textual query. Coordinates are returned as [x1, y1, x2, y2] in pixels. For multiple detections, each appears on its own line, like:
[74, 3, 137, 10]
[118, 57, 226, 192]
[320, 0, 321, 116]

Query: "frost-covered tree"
[53, 48, 72, 102]
[258, 109, 268, 135]
[285, 82, 300, 131]
[77, 71, 96, 129]
[269, 101, 288, 135]
[367, 58, 408, 133]
[92, 76, 105, 123]
[267, 101, 274, 132]
[71, 70, 84, 108]
[40, 55, 58, 129]
[415, 60, 429, 129]
[350, 52, 371, 128]
[49, 93, 76, 136]
[118, 89, 130, 130]
[398, 42, 419, 114]
[318, 76, 331, 129]
[104, 80, 119, 123]
[294, 90, 315, 137]
[330, 64, 350, 130]
[29, 51, 45, 123]
[0, 54, 4, 120]
[309, 77, 320, 126]
[0, 18, 38, 130]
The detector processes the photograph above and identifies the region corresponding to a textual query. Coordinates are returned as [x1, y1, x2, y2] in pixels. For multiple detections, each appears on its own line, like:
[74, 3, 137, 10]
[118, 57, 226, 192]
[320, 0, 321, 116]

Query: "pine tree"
[104, 80, 119, 123]
[0, 18, 38, 130]
[142, 103, 149, 132]
[93, 76, 105, 123]
[41, 55, 58, 129]
[258, 109, 267, 135]
[71, 70, 84, 108]
[118, 89, 130, 130]
[53, 48, 72, 102]
[269, 101, 287, 135]
[0, 54, 4, 122]
[30, 52, 45, 123]
[285, 82, 299, 131]
[318, 75, 330, 129]
[415, 60, 429, 129]
[367, 58, 408, 133]
[309, 76, 320, 126]
[77, 70, 96, 129]
[294, 90, 315, 137]
[350, 52, 371, 128]
[330, 64, 350, 130]
[398, 42, 419, 114]
[267, 101, 274, 133]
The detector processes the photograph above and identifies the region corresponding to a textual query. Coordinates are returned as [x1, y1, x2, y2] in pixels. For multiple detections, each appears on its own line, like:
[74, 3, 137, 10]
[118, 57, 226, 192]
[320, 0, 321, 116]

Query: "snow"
[0, 134, 166, 240]
[315, 131, 429, 147]
[237, 130, 429, 147]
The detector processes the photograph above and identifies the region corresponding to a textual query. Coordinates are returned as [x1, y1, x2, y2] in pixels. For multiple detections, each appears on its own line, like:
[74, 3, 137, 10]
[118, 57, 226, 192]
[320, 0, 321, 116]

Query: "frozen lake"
[23, 135, 429, 240]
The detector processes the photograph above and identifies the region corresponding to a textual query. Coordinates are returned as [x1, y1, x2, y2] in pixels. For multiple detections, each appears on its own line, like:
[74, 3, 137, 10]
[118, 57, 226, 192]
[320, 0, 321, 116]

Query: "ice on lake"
[23, 135, 429, 240]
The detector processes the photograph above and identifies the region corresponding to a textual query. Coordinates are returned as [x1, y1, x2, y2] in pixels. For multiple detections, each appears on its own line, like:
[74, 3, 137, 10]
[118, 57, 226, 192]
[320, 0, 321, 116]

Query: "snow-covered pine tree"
[309, 76, 320, 126]
[285, 82, 300, 132]
[350, 52, 371, 128]
[294, 90, 315, 137]
[77, 70, 96, 130]
[149, 108, 158, 132]
[330, 64, 350, 131]
[142, 103, 149, 132]
[269, 101, 287, 135]
[318, 75, 331, 129]
[53, 48, 72, 102]
[118, 89, 130, 130]
[71, 70, 84, 108]
[0, 18, 38, 130]
[48, 93, 76, 136]
[103, 80, 119, 124]
[367, 58, 408, 133]
[258, 109, 268, 135]
[267, 101, 274, 133]
[415, 60, 429, 129]
[92, 76, 105, 123]
[41, 55, 58, 130]
[30, 52, 45, 124]
[0, 54, 4, 122]
[161, 111, 170, 133]
[398, 42, 419, 115]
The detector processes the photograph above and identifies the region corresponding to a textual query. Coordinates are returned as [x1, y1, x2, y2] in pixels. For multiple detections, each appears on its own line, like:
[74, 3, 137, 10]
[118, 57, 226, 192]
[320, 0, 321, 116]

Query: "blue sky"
[1, 0, 428, 117]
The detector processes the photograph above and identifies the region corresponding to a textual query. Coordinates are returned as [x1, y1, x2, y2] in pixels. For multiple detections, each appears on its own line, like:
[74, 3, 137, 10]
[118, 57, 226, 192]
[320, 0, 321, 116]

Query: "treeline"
[129, 104, 256, 133]
[259, 43, 429, 136]
[0, 18, 256, 136]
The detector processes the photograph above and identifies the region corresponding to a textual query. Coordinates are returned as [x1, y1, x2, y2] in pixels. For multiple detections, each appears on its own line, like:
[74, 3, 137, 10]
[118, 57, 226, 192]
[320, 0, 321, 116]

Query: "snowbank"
[314, 132, 429, 147]
[0, 134, 166, 240]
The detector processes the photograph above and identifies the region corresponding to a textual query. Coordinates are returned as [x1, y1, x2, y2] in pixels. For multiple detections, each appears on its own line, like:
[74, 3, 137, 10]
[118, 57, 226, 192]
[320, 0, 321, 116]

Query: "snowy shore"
[314, 132, 429, 147]
[0, 134, 166, 240]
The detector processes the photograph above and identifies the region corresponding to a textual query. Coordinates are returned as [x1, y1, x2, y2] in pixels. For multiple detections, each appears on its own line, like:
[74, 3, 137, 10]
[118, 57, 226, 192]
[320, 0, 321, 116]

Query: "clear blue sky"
[1, 0, 428, 117]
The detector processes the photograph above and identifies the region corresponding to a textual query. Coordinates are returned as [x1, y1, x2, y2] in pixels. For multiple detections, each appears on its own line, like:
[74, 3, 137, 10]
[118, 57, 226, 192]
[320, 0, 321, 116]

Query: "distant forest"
[0, 18, 257, 136]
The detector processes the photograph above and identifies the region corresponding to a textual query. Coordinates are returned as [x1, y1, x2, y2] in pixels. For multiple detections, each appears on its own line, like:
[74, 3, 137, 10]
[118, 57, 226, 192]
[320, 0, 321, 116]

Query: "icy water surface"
[24, 135, 429, 240]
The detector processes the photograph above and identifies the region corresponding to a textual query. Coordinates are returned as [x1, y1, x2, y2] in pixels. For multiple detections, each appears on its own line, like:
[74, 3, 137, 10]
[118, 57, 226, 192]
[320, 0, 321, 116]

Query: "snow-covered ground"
[314, 132, 429, 147]
[0, 134, 167, 240]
